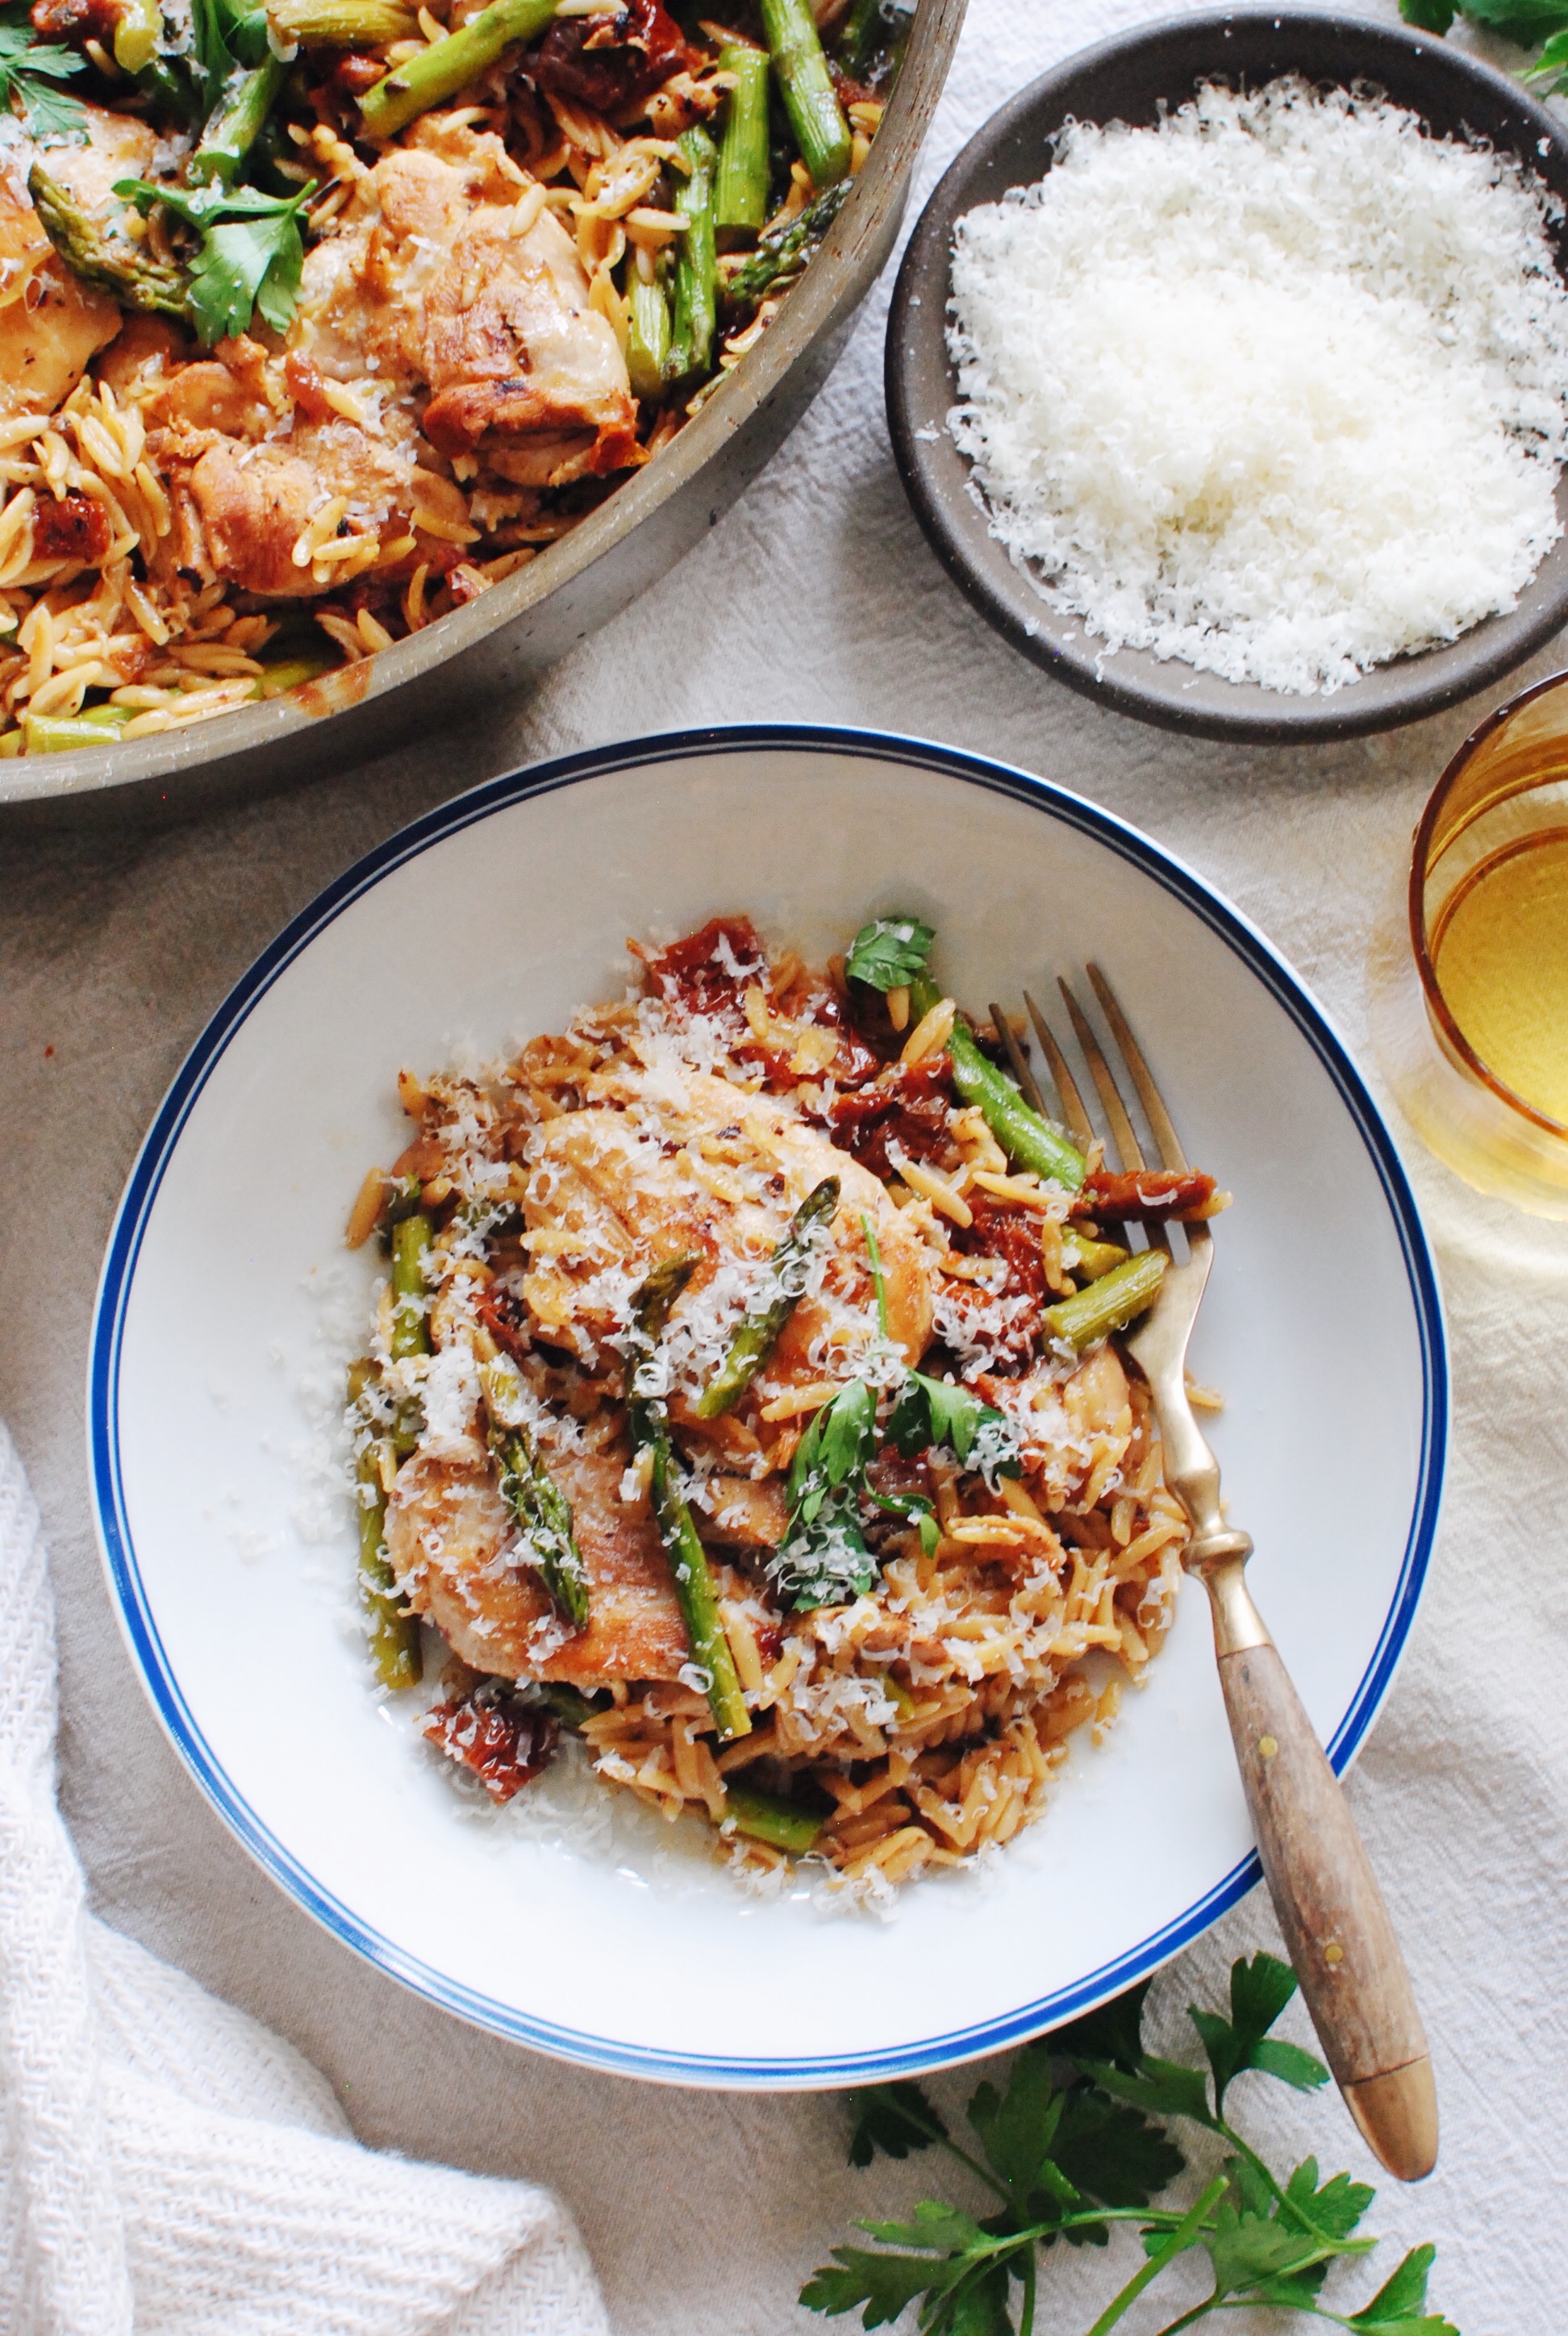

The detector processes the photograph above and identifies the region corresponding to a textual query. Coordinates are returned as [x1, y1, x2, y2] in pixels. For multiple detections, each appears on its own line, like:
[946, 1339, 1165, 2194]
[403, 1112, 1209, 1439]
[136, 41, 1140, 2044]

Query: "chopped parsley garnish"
[845, 914, 936, 993]
[886, 1370, 1020, 1485]
[803, 1952, 1459, 2336]
[775, 1378, 879, 1608]
[114, 176, 318, 344]
[0, 6, 86, 142]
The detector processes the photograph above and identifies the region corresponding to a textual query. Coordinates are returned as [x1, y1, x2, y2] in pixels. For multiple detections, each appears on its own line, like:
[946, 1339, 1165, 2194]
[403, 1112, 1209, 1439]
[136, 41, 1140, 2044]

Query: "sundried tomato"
[423, 1683, 559, 1803]
[636, 915, 764, 1019]
[525, 0, 690, 114]
[30, 0, 116, 39]
[1077, 1168, 1216, 1222]
[950, 1194, 1046, 1304]
[831, 1057, 956, 1178]
[31, 492, 111, 567]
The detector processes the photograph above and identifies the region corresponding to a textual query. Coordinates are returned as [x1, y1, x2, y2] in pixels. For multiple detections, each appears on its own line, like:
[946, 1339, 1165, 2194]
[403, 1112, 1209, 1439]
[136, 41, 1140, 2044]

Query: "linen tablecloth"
[4, 0, 1566, 2327]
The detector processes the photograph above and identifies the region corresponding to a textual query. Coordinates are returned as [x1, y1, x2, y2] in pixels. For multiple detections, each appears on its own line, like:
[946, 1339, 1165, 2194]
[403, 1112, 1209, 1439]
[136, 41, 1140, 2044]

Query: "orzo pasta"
[346, 913, 1224, 1892]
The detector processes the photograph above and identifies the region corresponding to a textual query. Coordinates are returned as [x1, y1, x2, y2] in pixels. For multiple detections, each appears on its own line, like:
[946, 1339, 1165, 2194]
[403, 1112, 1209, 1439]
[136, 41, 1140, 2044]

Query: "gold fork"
[994, 967, 1438, 2183]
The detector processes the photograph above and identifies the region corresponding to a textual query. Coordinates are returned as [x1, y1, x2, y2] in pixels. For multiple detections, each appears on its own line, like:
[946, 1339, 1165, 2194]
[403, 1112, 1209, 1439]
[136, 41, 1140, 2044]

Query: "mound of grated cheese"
[945, 78, 1568, 695]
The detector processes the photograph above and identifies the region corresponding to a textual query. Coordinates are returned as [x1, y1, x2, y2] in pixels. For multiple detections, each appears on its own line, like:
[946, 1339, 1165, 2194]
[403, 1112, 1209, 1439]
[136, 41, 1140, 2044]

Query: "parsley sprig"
[846, 915, 936, 994]
[0, 5, 86, 141]
[803, 1952, 1458, 2336]
[112, 176, 318, 344]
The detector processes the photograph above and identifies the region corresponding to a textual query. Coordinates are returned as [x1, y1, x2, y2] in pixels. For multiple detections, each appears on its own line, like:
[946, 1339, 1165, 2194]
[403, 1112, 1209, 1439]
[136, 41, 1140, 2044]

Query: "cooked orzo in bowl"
[347, 908, 1222, 1896]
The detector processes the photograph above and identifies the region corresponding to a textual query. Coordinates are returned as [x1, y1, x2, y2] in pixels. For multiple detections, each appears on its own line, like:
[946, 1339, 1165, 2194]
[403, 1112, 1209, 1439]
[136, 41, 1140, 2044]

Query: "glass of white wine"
[1370, 669, 1568, 1218]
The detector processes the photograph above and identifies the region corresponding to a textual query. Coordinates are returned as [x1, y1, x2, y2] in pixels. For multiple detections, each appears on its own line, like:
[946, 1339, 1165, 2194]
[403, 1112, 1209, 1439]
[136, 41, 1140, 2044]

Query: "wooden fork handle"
[1214, 1621, 1438, 2181]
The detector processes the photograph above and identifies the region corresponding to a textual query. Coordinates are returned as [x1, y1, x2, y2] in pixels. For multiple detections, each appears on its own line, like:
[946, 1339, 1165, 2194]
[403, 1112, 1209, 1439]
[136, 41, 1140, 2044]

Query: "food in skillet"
[0, 0, 908, 755]
[344, 916, 1225, 1892]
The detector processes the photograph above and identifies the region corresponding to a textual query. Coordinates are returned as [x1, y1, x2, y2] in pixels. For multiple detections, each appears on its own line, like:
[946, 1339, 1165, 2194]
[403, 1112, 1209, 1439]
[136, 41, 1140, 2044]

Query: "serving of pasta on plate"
[346, 910, 1224, 1896]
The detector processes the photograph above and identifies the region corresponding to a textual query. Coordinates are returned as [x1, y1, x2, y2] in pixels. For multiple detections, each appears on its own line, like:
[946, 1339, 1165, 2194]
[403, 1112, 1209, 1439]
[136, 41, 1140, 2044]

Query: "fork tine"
[1022, 991, 1094, 1150]
[989, 1002, 1049, 1117]
[1058, 979, 1145, 1170]
[1086, 965, 1189, 1173]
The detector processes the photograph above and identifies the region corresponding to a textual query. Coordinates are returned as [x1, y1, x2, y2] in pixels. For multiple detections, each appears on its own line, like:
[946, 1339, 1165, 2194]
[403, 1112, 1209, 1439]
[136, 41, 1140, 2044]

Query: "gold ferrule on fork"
[1158, 1404, 1270, 1653]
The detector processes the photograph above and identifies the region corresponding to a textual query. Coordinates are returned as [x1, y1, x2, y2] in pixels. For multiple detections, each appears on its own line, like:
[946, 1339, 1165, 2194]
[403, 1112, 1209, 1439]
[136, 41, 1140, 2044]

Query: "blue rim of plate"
[87, 724, 1449, 2088]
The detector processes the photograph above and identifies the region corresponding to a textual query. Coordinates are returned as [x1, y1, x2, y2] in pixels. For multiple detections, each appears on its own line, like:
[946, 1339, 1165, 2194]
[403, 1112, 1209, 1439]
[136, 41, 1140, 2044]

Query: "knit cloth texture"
[0, 1420, 609, 2336]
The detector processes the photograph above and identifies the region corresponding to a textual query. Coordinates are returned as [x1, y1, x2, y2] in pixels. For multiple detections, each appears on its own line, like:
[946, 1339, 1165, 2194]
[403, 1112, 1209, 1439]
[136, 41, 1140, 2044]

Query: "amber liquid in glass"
[1430, 830, 1568, 1126]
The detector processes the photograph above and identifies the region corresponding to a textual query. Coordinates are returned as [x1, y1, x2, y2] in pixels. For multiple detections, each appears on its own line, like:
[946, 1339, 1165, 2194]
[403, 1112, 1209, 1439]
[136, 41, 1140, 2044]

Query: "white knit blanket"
[0, 1422, 608, 2336]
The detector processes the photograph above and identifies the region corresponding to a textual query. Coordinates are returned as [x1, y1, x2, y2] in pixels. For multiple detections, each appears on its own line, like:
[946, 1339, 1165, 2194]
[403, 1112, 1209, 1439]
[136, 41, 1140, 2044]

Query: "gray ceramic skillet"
[1, 0, 966, 829]
[886, 7, 1568, 745]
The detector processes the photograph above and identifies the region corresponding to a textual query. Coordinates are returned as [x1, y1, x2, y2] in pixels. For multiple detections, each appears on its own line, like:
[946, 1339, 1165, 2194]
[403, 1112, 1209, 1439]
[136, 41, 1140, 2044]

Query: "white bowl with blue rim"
[88, 728, 1446, 2084]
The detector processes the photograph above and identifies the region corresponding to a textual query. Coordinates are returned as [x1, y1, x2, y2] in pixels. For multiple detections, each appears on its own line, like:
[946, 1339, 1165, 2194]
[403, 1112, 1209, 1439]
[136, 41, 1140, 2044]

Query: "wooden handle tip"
[1344, 2056, 1439, 2182]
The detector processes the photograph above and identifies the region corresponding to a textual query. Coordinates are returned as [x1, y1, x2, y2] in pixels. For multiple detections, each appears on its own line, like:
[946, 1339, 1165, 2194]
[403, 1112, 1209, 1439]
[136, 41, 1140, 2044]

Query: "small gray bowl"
[886, 7, 1568, 745]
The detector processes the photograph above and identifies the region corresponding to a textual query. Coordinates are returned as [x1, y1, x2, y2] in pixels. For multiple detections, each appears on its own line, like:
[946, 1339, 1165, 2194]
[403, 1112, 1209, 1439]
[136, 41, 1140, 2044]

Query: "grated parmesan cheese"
[946, 78, 1568, 695]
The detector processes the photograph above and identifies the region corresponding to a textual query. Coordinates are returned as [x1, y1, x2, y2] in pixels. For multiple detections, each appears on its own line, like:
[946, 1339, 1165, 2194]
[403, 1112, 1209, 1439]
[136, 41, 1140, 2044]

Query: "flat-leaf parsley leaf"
[0, 6, 86, 141]
[803, 1951, 1458, 2336]
[113, 176, 317, 344]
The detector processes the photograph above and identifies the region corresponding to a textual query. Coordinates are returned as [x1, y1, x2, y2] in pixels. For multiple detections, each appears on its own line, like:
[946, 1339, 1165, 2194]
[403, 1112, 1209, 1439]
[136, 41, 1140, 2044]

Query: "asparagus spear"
[389, 1209, 434, 1361]
[114, 0, 162, 72]
[490, 1420, 590, 1628]
[482, 1343, 589, 1627]
[722, 181, 845, 314]
[191, 55, 286, 186]
[946, 1020, 1087, 1194]
[834, 0, 880, 76]
[1061, 1232, 1129, 1283]
[694, 1176, 839, 1419]
[645, 1432, 751, 1742]
[24, 708, 132, 753]
[891, 949, 1085, 1193]
[628, 1257, 752, 1744]
[359, 0, 557, 137]
[625, 265, 670, 401]
[836, 0, 911, 84]
[28, 162, 188, 318]
[666, 123, 718, 382]
[715, 40, 769, 244]
[255, 651, 340, 698]
[759, 0, 850, 189]
[1042, 1249, 1167, 1352]
[356, 1441, 423, 1687]
[268, 0, 419, 41]
[724, 1780, 824, 1855]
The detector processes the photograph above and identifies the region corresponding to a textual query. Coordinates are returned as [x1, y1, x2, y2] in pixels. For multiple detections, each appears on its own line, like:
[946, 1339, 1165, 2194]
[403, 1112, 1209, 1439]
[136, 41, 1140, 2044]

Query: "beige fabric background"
[4, 1, 1566, 2327]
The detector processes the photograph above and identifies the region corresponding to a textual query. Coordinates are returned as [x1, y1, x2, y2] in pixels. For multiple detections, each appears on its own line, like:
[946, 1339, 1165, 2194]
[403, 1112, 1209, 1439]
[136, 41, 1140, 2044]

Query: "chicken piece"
[95, 312, 193, 398]
[292, 124, 638, 474]
[689, 1473, 790, 1549]
[386, 1445, 690, 1686]
[155, 123, 639, 594]
[144, 334, 473, 596]
[417, 194, 638, 468]
[521, 1062, 935, 1383]
[1062, 1345, 1132, 1438]
[0, 104, 165, 421]
[142, 336, 284, 438]
[161, 416, 426, 597]
[35, 100, 157, 216]
[0, 241, 118, 421]
[0, 190, 118, 423]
